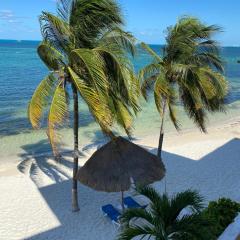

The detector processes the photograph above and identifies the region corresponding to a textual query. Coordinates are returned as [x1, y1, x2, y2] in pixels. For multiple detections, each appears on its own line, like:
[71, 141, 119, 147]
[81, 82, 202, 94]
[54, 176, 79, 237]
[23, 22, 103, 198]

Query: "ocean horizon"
[0, 39, 240, 159]
[2, 38, 240, 47]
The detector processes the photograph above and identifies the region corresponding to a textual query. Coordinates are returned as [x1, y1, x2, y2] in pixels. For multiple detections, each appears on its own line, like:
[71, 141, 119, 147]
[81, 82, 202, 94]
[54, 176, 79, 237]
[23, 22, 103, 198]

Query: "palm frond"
[113, 99, 133, 137]
[37, 40, 65, 70]
[165, 17, 222, 66]
[179, 85, 207, 132]
[57, 0, 72, 21]
[175, 63, 227, 114]
[139, 63, 161, 81]
[139, 63, 162, 101]
[123, 69, 141, 114]
[39, 11, 73, 53]
[168, 189, 204, 223]
[198, 39, 219, 54]
[200, 68, 228, 98]
[141, 76, 156, 100]
[201, 71, 227, 113]
[70, 49, 108, 93]
[98, 27, 136, 56]
[136, 186, 171, 222]
[120, 208, 154, 226]
[172, 63, 216, 131]
[69, 0, 123, 48]
[198, 24, 222, 38]
[193, 52, 224, 73]
[94, 46, 140, 114]
[141, 42, 163, 62]
[168, 102, 180, 131]
[154, 74, 172, 115]
[28, 73, 58, 129]
[48, 80, 69, 156]
[67, 67, 113, 135]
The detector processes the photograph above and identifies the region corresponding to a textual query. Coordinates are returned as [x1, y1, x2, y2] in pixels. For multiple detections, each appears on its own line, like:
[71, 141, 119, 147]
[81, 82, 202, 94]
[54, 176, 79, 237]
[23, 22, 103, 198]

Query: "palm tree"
[118, 186, 213, 240]
[28, 0, 140, 212]
[139, 17, 228, 159]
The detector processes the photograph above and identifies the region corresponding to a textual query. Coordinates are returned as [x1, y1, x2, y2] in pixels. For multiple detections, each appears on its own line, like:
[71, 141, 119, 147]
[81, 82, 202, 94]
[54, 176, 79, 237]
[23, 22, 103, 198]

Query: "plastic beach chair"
[101, 204, 121, 227]
[123, 196, 147, 209]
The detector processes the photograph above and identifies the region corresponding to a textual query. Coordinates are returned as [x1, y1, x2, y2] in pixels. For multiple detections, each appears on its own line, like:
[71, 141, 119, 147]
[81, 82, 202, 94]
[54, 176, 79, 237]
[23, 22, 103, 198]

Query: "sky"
[0, 0, 240, 45]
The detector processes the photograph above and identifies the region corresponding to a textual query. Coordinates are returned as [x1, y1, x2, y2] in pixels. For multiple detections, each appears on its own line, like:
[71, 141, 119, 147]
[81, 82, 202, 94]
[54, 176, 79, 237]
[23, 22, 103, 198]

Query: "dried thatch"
[76, 137, 165, 192]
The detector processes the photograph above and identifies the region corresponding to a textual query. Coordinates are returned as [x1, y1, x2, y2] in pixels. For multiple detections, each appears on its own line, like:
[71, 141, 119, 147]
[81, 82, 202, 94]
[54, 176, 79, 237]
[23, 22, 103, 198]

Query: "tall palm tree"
[118, 186, 213, 240]
[140, 17, 228, 159]
[28, 0, 140, 212]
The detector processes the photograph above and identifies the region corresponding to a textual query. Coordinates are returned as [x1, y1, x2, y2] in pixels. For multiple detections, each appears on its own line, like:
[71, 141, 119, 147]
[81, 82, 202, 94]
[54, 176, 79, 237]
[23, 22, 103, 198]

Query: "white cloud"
[0, 10, 14, 20]
[0, 9, 36, 38]
[0, 9, 27, 24]
[136, 28, 162, 37]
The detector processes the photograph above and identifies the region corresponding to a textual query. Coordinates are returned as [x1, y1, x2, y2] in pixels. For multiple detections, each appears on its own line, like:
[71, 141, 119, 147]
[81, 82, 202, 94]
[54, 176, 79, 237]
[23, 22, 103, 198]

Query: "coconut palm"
[139, 17, 228, 159]
[28, 0, 140, 212]
[118, 186, 213, 240]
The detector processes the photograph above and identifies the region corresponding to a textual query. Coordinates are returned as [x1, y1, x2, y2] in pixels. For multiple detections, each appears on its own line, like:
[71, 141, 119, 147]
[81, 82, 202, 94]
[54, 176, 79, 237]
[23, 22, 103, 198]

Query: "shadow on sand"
[17, 139, 74, 184]
[19, 138, 240, 240]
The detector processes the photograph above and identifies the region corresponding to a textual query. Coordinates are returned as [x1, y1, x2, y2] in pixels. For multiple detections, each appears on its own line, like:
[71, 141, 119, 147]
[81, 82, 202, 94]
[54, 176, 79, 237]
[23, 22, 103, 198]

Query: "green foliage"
[202, 198, 240, 238]
[118, 186, 213, 240]
[140, 16, 228, 133]
[29, 0, 140, 156]
[118, 189, 240, 240]
[28, 73, 57, 129]
[47, 82, 69, 156]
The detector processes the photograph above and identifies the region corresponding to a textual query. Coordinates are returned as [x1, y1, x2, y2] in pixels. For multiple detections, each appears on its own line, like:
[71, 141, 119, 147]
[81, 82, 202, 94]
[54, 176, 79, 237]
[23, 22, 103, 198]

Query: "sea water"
[0, 40, 240, 161]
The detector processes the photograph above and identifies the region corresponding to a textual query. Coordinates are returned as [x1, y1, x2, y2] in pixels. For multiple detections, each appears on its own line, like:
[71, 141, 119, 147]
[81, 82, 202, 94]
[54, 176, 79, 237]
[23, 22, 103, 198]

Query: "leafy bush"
[118, 187, 214, 240]
[202, 198, 240, 238]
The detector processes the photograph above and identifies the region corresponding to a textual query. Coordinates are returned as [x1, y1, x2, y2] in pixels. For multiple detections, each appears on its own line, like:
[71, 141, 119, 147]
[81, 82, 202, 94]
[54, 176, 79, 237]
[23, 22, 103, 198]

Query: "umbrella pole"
[121, 191, 125, 211]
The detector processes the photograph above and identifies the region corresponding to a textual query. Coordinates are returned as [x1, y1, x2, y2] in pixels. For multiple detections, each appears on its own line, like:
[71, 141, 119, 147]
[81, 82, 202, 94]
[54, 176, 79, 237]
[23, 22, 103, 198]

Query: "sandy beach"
[0, 117, 240, 240]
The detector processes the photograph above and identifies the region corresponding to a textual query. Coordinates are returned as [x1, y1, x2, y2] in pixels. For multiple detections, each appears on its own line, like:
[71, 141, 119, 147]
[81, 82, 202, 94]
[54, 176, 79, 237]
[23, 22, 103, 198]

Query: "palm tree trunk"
[157, 98, 167, 159]
[72, 83, 80, 212]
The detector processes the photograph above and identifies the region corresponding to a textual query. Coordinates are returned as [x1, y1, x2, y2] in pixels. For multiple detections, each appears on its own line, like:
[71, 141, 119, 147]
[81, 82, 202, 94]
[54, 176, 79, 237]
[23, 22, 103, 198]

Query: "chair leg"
[100, 208, 108, 217]
[112, 220, 121, 229]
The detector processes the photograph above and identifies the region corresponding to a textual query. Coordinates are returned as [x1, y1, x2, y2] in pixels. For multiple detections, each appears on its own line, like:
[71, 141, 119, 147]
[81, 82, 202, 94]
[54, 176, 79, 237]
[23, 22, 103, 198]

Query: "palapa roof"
[76, 136, 165, 192]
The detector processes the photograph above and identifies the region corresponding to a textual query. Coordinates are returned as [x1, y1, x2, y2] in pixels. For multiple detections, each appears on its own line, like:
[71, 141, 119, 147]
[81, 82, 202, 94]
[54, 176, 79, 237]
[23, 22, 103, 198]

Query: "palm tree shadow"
[81, 130, 110, 152]
[18, 139, 74, 185]
[21, 137, 240, 240]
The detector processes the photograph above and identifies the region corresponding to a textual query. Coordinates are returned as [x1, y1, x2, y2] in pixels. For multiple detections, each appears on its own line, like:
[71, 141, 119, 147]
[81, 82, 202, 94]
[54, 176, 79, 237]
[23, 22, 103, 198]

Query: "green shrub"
[202, 198, 240, 238]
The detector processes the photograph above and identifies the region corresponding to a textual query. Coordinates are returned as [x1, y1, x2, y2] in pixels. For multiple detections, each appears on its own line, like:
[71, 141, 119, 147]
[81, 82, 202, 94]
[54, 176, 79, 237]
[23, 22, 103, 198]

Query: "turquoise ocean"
[0, 40, 240, 161]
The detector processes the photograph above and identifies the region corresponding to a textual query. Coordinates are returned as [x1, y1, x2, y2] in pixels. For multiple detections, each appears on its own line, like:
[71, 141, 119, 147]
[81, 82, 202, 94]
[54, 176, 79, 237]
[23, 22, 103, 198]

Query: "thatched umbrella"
[76, 137, 165, 208]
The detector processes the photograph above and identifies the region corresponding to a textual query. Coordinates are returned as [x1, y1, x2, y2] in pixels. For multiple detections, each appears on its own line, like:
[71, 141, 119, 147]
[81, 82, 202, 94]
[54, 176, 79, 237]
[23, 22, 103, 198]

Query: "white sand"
[0, 118, 240, 240]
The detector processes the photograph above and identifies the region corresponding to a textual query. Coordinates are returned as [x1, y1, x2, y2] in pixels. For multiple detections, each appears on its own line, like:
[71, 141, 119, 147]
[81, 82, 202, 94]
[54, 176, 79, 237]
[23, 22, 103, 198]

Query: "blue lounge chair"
[124, 196, 147, 209]
[101, 204, 121, 227]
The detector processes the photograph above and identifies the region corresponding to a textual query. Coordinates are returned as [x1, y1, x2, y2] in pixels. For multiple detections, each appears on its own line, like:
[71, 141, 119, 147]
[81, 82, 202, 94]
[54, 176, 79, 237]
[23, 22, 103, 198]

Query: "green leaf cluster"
[118, 186, 213, 240]
[201, 198, 240, 238]
[28, 0, 140, 156]
[140, 16, 228, 132]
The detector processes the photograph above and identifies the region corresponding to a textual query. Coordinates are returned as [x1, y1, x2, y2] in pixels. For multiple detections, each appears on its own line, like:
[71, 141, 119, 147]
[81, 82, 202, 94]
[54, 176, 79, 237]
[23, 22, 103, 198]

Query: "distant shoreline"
[0, 111, 239, 170]
[1, 39, 240, 48]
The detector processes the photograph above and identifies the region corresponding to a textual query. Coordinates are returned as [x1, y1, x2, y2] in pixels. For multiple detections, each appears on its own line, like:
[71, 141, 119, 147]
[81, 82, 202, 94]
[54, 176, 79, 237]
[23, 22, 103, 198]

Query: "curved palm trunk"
[157, 98, 167, 159]
[72, 83, 80, 212]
